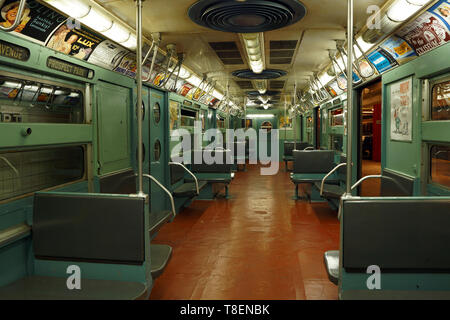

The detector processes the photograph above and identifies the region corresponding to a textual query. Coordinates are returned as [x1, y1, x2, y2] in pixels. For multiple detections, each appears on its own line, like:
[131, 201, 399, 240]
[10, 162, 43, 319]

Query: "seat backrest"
[33, 192, 145, 264]
[343, 198, 450, 270]
[191, 150, 233, 173]
[380, 169, 415, 196]
[293, 150, 336, 174]
[170, 164, 186, 185]
[99, 169, 136, 194]
[284, 142, 310, 156]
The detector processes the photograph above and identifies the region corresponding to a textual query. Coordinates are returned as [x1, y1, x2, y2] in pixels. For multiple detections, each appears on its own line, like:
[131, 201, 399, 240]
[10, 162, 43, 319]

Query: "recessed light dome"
[188, 0, 307, 33]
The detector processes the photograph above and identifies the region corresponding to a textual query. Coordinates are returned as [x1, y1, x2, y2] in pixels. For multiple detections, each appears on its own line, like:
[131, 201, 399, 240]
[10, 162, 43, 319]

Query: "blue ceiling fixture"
[188, 0, 307, 33]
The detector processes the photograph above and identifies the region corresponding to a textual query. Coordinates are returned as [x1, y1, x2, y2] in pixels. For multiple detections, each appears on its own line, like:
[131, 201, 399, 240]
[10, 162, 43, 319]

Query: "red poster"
[397, 11, 450, 55]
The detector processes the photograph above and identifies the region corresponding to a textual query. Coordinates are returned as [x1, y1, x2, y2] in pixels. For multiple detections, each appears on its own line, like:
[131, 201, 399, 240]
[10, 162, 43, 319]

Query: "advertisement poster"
[397, 10, 450, 56]
[380, 35, 417, 64]
[46, 23, 104, 61]
[328, 81, 343, 97]
[279, 116, 292, 128]
[368, 48, 398, 73]
[87, 40, 129, 70]
[326, 85, 338, 98]
[178, 83, 193, 97]
[358, 59, 376, 78]
[390, 77, 413, 142]
[0, 0, 66, 44]
[169, 100, 180, 131]
[336, 73, 347, 91]
[429, 0, 450, 28]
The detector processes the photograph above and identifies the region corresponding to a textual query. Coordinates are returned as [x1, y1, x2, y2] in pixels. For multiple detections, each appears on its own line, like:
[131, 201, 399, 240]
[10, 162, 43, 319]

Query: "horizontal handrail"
[320, 163, 347, 196]
[142, 174, 176, 219]
[0, 223, 31, 248]
[169, 162, 199, 195]
[0, 0, 27, 32]
[351, 175, 383, 191]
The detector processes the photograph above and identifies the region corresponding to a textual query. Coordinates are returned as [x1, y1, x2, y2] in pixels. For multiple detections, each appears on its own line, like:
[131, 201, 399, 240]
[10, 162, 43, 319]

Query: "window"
[431, 79, 450, 121]
[0, 146, 85, 202]
[217, 115, 225, 129]
[430, 145, 450, 189]
[0, 75, 84, 124]
[261, 121, 273, 133]
[180, 108, 197, 127]
[169, 100, 179, 131]
[153, 102, 161, 124]
[154, 140, 161, 162]
[330, 108, 344, 126]
[330, 134, 344, 152]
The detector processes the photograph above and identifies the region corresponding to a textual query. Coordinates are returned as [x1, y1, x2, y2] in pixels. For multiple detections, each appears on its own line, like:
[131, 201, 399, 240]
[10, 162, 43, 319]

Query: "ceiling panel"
[95, 0, 388, 107]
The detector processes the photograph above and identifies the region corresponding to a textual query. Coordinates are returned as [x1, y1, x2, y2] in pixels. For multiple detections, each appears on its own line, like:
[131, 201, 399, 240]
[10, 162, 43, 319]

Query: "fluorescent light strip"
[44, 0, 137, 49]
[246, 114, 275, 119]
[241, 33, 265, 74]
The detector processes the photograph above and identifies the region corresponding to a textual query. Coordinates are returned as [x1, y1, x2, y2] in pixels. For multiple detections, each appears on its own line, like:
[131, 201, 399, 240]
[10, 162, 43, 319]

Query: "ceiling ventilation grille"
[270, 40, 298, 65]
[188, 0, 307, 33]
[232, 69, 287, 80]
[270, 80, 286, 90]
[209, 41, 244, 65]
[236, 81, 254, 90]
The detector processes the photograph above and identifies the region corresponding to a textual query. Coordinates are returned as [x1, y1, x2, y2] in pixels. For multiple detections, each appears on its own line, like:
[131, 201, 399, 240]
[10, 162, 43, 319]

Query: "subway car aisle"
[150, 164, 339, 300]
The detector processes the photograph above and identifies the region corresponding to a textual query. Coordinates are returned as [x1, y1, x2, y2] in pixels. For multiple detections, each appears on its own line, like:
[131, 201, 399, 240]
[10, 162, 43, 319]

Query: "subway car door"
[149, 88, 168, 213]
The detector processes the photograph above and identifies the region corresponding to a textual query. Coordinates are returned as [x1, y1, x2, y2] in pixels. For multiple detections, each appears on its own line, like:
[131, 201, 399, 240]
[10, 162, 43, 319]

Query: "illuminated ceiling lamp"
[241, 33, 265, 74]
[44, 0, 137, 50]
[362, 0, 431, 43]
[387, 0, 430, 22]
[253, 80, 268, 94]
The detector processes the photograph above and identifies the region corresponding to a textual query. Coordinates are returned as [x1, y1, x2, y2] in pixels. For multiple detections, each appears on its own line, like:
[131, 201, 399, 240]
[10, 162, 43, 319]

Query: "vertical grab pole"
[136, 0, 144, 195]
[346, 0, 354, 194]
[294, 82, 297, 150]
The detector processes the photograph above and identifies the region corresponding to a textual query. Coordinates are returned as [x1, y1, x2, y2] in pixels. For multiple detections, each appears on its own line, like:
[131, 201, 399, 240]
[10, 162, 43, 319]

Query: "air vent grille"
[270, 40, 298, 65]
[232, 69, 287, 80]
[236, 81, 254, 90]
[209, 41, 244, 65]
[270, 80, 286, 90]
[189, 0, 307, 33]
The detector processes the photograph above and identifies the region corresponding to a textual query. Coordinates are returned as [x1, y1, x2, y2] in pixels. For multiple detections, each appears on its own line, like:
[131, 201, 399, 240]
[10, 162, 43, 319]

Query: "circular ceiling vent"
[247, 90, 280, 97]
[188, 0, 307, 33]
[232, 69, 287, 80]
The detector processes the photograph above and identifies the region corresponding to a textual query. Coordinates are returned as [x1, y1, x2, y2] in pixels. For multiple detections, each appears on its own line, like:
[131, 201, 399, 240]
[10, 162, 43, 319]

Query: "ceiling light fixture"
[241, 33, 265, 74]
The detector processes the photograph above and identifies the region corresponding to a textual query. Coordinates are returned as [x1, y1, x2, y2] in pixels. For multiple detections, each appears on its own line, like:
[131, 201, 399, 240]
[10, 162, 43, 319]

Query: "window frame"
[0, 70, 86, 124]
[0, 144, 88, 204]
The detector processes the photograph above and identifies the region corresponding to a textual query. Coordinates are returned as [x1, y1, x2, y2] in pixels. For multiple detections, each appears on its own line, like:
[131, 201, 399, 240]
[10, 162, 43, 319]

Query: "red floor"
[150, 164, 340, 300]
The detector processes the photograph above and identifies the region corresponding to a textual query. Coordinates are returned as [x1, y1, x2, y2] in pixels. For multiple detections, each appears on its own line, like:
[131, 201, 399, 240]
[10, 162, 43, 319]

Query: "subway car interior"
[0, 0, 449, 301]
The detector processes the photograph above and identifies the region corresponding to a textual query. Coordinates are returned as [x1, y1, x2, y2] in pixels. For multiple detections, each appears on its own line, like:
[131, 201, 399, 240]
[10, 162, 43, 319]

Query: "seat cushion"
[314, 182, 345, 199]
[173, 181, 207, 198]
[291, 173, 339, 185]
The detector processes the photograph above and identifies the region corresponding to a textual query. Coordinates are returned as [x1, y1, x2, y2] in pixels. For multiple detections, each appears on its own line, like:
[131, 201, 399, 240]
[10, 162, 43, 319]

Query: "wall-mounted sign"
[0, 0, 66, 44]
[430, 0, 450, 28]
[390, 77, 413, 142]
[368, 48, 398, 73]
[46, 23, 104, 61]
[47, 57, 94, 79]
[379, 36, 417, 64]
[0, 40, 29, 61]
[397, 9, 450, 56]
[279, 115, 292, 129]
